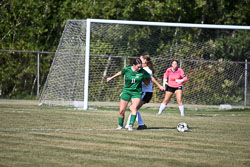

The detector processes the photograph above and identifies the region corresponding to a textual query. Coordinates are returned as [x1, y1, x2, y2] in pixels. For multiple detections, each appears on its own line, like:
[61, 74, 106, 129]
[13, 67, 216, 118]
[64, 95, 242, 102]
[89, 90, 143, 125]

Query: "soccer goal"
[39, 19, 250, 109]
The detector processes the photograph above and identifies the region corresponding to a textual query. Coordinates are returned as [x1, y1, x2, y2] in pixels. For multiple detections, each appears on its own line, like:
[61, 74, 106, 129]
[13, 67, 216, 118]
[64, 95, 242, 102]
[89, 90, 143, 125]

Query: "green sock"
[118, 117, 124, 127]
[129, 114, 136, 126]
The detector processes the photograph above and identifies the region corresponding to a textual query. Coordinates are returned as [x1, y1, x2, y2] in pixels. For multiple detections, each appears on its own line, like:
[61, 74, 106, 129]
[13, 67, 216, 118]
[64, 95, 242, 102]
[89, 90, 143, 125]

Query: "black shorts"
[165, 85, 183, 93]
[141, 92, 153, 103]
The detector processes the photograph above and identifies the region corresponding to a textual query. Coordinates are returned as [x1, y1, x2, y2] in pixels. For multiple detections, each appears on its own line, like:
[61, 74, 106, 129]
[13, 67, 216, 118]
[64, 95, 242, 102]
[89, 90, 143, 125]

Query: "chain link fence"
[0, 50, 249, 106]
[0, 50, 54, 98]
[89, 55, 250, 106]
[1, 20, 250, 108]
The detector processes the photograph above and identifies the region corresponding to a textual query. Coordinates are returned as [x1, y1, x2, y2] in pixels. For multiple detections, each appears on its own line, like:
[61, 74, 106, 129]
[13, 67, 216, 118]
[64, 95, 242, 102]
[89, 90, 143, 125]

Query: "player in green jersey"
[107, 58, 151, 131]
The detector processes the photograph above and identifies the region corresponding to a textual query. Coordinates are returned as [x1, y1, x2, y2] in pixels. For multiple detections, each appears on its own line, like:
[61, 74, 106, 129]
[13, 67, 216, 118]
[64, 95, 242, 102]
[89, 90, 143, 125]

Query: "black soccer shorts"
[141, 92, 153, 103]
[165, 85, 183, 93]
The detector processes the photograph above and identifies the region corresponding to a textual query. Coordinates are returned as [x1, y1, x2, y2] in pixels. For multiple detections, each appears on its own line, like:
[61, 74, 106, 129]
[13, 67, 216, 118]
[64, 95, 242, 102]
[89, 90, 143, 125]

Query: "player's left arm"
[176, 69, 188, 84]
[142, 71, 151, 85]
[182, 73, 188, 82]
[181, 69, 188, 83]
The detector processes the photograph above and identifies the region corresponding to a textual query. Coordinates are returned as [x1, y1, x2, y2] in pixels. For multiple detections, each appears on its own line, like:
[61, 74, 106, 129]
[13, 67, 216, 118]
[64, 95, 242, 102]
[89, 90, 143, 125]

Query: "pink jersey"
[163, 67, 188, 88]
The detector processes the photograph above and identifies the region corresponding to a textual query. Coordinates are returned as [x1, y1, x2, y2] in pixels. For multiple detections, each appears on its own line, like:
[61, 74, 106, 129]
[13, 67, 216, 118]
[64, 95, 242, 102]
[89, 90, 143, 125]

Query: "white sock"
[126, 114, 131, 127]
[179, 105, 185, 116]
[158, 103, 166, 114]
[137, 111, 144, 126]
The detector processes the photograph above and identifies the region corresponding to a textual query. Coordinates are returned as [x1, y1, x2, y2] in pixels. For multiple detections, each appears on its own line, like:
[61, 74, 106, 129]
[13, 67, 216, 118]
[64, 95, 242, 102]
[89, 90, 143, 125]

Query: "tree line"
[0, 0, 249, 98]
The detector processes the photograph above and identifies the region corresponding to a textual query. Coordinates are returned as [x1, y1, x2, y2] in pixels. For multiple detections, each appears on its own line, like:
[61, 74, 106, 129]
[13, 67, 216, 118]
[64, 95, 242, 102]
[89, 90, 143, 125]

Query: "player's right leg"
[158, 91, 173, 115]
[136, 111, 147, 130]
[136, 93, 151, 130]
[117, 93, 130, 130]
[125, 100, 145, 129]
[125, 92, 150, 130]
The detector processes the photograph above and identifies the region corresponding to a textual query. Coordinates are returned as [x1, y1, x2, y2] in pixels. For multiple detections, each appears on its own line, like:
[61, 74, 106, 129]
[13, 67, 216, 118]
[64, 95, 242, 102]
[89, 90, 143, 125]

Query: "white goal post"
[39, 19, 250, 109]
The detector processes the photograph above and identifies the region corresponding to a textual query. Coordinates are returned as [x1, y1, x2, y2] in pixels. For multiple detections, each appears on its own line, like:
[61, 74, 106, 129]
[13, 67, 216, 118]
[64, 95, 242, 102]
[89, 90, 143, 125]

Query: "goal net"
[39, 19, 250, 109]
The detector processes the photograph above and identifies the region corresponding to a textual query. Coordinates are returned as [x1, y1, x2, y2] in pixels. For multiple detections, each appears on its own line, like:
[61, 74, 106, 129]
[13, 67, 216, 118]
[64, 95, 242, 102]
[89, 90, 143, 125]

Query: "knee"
[119, 109, 125, 116]
[129, 105, 137, 112]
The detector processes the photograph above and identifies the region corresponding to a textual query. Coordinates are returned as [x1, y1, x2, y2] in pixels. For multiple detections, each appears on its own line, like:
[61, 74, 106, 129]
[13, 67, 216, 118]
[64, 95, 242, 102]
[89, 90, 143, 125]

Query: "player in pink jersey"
[158, 60, 188, 116]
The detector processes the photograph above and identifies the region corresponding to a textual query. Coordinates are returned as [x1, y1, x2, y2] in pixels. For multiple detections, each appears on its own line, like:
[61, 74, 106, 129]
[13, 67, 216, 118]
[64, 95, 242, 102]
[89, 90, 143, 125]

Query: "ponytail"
[142, 54, 155, 73]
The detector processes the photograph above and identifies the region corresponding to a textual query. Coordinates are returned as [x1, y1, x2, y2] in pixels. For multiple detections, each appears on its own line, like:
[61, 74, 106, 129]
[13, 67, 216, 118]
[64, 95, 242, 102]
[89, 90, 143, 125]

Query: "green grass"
[0, 101, 250, 167]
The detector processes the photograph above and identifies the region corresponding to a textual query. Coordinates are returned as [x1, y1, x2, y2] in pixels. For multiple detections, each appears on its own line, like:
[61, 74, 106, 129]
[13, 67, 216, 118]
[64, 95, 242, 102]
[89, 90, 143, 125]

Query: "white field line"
[2, 110, 250, 117]
[191, 113, 250, 117]
[0, 127, 172, 132]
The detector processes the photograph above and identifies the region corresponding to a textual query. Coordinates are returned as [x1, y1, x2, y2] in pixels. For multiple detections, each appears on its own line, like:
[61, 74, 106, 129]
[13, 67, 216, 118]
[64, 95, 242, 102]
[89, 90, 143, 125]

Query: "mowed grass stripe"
[0, 102, 250, 167]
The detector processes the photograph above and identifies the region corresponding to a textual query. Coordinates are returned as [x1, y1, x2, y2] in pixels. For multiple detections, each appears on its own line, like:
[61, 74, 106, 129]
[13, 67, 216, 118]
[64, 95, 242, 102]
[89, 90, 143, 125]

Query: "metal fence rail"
[0, 50, 249, 106]
[0, 49, 55, 97]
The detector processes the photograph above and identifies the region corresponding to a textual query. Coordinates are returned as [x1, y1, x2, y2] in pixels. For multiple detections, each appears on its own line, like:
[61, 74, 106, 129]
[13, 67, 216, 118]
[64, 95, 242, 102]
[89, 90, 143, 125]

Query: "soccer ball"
[177, 122, 189, 132]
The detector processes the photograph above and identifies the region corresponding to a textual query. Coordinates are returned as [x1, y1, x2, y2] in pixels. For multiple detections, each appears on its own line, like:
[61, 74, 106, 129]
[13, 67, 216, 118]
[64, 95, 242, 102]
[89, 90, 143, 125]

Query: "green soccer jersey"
[121, 66, 151, 93]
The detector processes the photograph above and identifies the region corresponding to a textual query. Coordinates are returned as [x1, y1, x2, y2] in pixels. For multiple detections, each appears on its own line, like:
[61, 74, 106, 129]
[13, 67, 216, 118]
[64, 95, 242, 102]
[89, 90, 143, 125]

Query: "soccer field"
[0, 100, 250, 167]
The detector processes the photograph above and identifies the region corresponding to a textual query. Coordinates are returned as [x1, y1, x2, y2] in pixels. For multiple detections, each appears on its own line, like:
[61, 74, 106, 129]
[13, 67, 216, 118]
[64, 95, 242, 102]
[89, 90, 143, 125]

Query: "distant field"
[0, 100, 250, 167]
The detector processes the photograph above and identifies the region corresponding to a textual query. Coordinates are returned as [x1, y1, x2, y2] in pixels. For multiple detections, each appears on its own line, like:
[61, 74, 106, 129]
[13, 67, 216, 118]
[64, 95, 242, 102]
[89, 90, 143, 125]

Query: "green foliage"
[212, 30, 250, 60]
[183, 60, 244, 105]
[0, 0, 249, 99]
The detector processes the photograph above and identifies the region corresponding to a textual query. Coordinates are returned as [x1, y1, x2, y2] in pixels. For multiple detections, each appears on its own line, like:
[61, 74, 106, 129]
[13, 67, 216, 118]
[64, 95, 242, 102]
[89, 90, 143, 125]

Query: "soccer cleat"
[127, 125, 133, 131]
[125, 125, 129, 129]
[116, 125, 124, 130]
[137, 124, 147, 130]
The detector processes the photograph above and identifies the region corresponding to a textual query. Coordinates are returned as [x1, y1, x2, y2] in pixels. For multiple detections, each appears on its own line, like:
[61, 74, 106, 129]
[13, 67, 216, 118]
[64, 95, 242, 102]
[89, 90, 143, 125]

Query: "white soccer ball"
[177, 122, 189, 132]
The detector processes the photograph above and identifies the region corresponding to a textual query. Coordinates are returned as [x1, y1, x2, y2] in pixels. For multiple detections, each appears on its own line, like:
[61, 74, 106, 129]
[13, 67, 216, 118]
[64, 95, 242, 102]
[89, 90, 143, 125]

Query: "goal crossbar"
[73, 19, 250, 30]
[82, 19, 249, 110]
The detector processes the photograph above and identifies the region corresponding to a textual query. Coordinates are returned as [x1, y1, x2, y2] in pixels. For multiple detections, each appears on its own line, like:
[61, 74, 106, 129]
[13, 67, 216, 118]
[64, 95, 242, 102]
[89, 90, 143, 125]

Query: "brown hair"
[132, 58, 142, 65]
[142, 54, 154, 73]
[171, 60, 179, 65]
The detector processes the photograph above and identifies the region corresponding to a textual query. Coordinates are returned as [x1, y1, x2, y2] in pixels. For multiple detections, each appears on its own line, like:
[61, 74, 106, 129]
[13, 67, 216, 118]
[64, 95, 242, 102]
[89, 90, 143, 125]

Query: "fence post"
[244, 59, 248, 106]
[37, 52, 40, 97]
[179, 59, 182, 68]
[124, 56, 127, 68]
